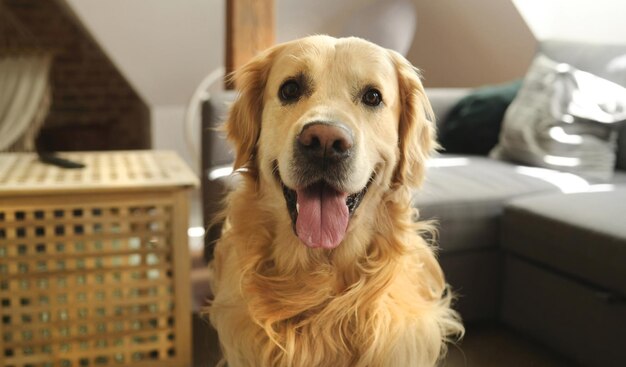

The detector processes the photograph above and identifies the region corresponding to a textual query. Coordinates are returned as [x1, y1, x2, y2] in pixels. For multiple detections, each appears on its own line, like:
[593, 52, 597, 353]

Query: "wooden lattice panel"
[0, 152, 196, 367]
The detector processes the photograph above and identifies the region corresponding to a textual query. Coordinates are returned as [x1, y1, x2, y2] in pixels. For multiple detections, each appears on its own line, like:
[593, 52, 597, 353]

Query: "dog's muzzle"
[277, 122, 370, 249]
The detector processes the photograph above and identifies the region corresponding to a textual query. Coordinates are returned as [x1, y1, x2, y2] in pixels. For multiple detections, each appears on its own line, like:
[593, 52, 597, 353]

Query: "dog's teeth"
[296, 203, 300, 213]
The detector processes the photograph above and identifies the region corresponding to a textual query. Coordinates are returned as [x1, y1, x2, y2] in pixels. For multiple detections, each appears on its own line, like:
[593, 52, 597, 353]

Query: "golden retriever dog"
[208, 35, 463, 367]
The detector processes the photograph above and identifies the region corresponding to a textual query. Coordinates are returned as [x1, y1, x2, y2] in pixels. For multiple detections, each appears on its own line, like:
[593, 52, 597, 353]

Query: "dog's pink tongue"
[296, 183, 349, 249]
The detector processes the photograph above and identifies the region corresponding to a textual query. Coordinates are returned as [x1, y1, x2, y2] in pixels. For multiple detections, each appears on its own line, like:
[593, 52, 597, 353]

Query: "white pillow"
[491, 54, 626, 181]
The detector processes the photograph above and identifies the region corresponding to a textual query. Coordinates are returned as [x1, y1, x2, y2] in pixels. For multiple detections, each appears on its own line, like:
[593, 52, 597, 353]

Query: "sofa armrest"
[425, 88, 472, 128]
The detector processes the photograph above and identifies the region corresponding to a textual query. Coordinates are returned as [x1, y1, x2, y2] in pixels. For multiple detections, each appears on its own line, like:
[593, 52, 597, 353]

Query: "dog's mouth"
[277, 166, 371, 249]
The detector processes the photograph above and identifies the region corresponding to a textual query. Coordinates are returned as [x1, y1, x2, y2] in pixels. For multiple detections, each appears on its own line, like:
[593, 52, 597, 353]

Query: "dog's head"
[226, 35, 435, 250]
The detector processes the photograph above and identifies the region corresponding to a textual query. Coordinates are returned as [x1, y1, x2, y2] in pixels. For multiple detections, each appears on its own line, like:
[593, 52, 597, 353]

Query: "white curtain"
[0, 53, 52, 151]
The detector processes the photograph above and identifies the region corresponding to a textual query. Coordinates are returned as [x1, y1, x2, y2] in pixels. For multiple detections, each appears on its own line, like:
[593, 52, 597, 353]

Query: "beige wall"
[65, 0, 537, 169]
[513, 0, 626, 44]
[409, 0, 536, 88]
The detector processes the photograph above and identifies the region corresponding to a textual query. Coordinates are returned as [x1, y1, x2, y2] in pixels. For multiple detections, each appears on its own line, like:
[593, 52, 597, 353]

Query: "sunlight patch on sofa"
[516, 166, 589, 193]
[515, 166, 616, 193]
[427, 157, 470, 168]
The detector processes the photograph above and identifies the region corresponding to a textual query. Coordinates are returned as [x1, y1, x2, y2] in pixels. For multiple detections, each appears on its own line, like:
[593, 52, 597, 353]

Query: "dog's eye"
[362, 89, 382, 107]
[279, 80, 301, 102]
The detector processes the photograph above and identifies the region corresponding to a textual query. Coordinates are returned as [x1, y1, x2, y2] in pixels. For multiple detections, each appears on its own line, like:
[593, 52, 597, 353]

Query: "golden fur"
[207, 35, 463, 367]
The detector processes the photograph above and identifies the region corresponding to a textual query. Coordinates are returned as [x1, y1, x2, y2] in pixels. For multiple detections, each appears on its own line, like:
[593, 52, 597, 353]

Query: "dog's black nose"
[297, 122, 353, 161]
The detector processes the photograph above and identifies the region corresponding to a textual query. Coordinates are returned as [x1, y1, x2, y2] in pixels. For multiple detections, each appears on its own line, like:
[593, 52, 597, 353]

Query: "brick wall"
[2, 0, 150, 151]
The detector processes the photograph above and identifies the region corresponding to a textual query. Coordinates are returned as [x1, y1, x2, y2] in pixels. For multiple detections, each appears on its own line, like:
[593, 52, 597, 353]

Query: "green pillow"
[439, 80, 522, 155]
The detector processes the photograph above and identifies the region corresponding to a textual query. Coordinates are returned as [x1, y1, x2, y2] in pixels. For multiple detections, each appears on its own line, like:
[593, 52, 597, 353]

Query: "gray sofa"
[199, 40, 626, 366]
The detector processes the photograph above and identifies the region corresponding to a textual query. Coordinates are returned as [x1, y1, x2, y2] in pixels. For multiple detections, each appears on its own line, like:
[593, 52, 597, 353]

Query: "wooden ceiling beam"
[225, 0, 275, 89]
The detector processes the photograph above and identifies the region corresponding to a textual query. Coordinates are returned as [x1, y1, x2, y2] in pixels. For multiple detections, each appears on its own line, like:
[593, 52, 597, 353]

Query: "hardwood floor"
[443, 324, 575, 367]
[192, 317, 575, 367]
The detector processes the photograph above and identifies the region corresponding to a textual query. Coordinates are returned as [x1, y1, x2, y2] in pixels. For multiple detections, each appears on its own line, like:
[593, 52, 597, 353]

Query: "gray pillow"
[491, 54, 626, 181]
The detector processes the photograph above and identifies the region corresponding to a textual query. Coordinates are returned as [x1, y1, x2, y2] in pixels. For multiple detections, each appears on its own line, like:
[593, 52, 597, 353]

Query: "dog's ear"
[226, 45, 283, 171]
[388, 50, 438, 188]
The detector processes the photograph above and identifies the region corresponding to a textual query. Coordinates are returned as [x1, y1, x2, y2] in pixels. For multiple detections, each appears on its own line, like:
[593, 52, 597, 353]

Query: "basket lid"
[0, 150, 199, 195]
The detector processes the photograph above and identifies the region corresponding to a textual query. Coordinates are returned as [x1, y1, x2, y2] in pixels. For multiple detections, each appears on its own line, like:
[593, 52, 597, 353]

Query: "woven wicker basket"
[0, 151, 198, 367]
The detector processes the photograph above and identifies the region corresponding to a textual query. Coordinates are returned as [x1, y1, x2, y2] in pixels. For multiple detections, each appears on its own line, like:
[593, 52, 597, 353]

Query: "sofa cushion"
[413, 155, 561, 252]
[502, 187, 626, 295]
[540, 40, 626, 171]
[439, 80, 521, 155]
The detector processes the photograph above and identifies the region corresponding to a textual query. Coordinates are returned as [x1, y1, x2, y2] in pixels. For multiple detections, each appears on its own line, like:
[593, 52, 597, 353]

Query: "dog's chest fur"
[210, 200, 446, 367]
